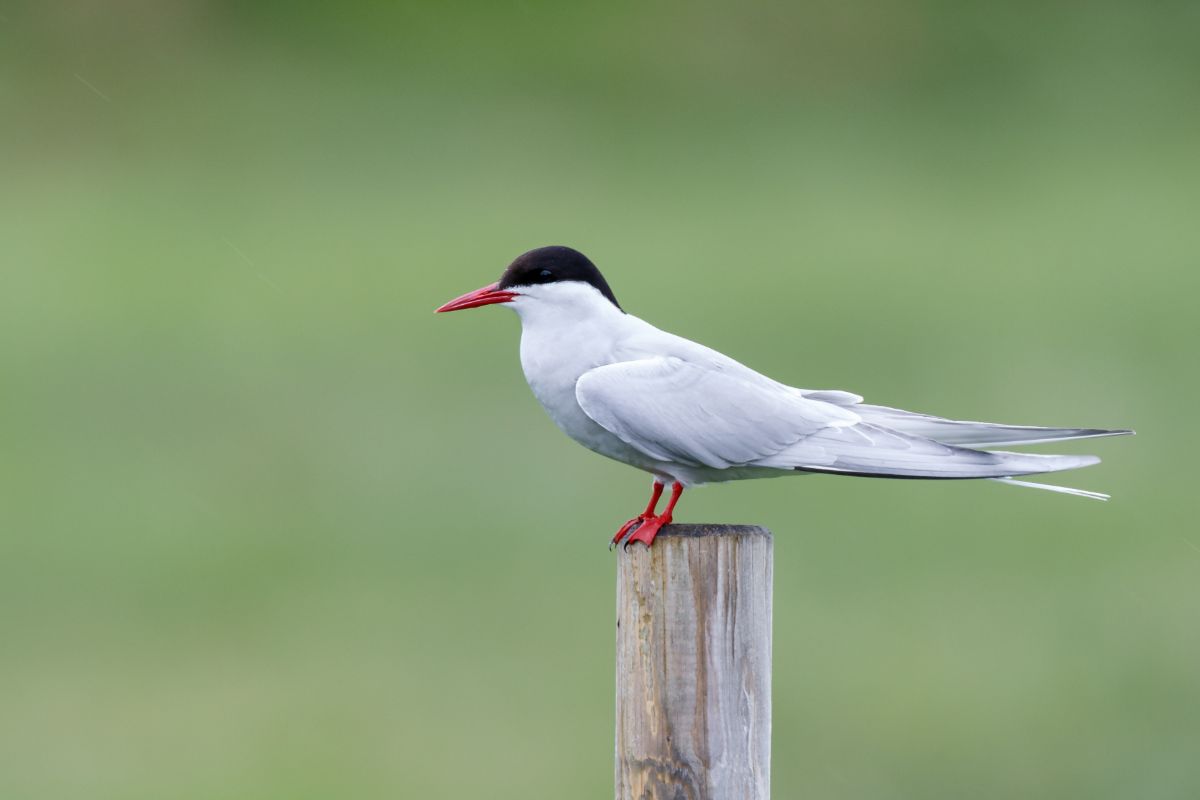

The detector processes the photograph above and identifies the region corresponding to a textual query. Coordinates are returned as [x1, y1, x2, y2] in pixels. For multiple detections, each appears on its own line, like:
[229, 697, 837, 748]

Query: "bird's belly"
[526, 375, 649, 462]
[519, 326, 671, 475]
[523, 369, 797, 486]
[521, 377, 654, 478]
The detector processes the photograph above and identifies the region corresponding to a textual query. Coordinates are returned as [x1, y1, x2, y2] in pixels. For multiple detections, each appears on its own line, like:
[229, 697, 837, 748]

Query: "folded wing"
[849, 403, 1132, 447]
[577, 357, 1102, 480]
[575, 357, 859, 469]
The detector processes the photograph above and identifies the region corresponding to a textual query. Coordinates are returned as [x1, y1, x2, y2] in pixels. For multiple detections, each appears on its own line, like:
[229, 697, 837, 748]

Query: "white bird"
[437, 246, 1132, 548]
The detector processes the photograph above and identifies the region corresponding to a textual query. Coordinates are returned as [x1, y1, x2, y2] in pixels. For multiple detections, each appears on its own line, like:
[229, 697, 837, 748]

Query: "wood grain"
[616, 524, 773, 800]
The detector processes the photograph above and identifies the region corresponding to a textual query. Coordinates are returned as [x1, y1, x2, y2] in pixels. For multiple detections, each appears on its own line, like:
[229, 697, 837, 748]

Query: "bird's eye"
[539, 269, 553, 279]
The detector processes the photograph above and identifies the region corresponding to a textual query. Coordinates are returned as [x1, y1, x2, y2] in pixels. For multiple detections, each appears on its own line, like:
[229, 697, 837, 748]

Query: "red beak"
[435, 282, 518, 313]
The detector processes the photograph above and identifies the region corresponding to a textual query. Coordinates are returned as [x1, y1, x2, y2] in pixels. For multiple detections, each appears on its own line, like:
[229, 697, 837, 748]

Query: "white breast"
[509, 283, 663, 471]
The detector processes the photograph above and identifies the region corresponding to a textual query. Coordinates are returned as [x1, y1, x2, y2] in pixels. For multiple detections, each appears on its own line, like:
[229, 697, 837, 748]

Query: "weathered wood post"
[616, 524, 773, 800]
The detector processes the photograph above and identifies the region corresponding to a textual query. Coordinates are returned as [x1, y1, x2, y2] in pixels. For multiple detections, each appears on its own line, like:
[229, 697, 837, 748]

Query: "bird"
[436, 246, 1132, 548]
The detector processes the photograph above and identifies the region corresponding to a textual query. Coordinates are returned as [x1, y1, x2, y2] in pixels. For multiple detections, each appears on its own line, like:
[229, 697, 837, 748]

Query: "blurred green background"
[2, 1, 1197, 797]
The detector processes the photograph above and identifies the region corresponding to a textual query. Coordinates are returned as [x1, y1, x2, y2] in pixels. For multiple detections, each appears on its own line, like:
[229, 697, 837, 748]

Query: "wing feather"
[853, 404, 1132, 447]
[576, 357, 1102, 480]
[575, 357, 859, 469]
[769, 423, 1099, 477]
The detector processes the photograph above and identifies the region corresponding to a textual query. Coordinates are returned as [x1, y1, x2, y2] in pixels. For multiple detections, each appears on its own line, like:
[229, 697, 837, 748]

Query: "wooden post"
[615, 524, 773, 800]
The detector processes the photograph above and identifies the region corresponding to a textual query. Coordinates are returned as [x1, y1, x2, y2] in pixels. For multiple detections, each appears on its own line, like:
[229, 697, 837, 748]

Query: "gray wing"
[769, 422, 1099, 477]
[575, 357, 860, 469]
[577, 357, 1101, 478]
[793, 388, 1130, 447]
[850, 404, 1132, 447]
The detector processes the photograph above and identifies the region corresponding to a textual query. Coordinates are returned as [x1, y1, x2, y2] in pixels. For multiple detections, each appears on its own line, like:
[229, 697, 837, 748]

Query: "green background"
[2, 2, 1197, 797]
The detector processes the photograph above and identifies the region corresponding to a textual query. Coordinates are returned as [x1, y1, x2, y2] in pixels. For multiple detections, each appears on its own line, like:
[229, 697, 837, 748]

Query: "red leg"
[611, 481, 664, 549]
[623, 482, 684, 549]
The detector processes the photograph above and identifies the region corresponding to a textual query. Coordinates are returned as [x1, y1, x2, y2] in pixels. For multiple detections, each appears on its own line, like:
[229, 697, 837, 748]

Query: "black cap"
[497, 246, 622, 311]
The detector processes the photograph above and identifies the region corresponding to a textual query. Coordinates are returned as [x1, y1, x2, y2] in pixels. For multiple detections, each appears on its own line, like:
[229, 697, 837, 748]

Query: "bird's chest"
[518, 326, 617, 443]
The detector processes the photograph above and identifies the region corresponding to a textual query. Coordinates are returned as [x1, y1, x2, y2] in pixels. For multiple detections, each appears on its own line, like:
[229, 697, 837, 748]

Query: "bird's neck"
[515, 300, 632, 393]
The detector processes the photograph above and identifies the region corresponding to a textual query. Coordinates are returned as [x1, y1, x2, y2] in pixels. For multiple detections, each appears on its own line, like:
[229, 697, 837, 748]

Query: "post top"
[655, 523, 772, 539]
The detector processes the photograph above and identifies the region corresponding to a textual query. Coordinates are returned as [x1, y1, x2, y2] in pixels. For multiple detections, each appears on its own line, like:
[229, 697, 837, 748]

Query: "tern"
[437, 246, 1131, 548]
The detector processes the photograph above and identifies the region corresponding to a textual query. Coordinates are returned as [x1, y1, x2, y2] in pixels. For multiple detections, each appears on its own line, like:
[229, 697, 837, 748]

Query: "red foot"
[622, 513, 672, 549]
[611, 516, 650, 548]
[610, 481, 684, 550]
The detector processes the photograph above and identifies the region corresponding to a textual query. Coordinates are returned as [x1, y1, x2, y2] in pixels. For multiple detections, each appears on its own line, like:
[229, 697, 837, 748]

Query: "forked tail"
[990, 476, 1110, 501]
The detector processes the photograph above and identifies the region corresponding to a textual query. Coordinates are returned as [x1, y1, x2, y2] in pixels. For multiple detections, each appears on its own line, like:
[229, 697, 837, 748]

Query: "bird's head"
[436, 246, 623, 318]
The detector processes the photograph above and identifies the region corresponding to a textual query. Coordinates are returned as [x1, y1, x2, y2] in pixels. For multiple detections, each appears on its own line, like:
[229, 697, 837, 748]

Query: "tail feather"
[990, 476, 1110, 501]
[854, 404, 1134, 448]
[779, 422, 1103, 480]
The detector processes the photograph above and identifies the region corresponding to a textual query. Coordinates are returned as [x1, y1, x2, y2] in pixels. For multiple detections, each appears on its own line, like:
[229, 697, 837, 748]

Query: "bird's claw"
[610, 516, 647, 550]
[622, 515, 671, 550]
[611, 481, 681, 550]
